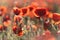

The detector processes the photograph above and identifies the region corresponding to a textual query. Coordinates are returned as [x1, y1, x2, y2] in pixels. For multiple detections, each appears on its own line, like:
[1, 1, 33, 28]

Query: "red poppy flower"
[33, 8, 47, 17]
[21, 7, 29, 16]
[13, 7, 20, 15]
[52, 13, 60, 22]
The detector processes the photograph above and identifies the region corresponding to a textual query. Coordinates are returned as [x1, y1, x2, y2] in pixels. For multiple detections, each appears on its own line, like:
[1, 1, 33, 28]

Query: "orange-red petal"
[52, 13, 60, 22]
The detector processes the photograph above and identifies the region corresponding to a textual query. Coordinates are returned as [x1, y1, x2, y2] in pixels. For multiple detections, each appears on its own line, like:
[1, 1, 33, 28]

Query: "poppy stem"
[40, 17, 44, 35]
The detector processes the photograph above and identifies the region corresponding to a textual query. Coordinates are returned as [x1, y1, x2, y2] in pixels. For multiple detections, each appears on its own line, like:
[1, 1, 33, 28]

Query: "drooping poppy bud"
[13, 7, 20, 15]
[34, 8, 47, 17]
[52, 13, 60, 22]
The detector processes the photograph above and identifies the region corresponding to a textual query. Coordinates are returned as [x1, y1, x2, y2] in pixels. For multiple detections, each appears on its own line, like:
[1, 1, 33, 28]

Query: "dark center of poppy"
[29, 7, 34, 11]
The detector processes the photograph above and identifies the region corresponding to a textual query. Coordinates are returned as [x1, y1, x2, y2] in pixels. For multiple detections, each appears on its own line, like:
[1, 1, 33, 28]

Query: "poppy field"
[0, 0, 60, 40]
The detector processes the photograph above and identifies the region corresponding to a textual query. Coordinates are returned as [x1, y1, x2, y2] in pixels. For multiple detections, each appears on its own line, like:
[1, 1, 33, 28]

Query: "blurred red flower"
[21, 7, 29, 16]
[33, 8, 47, 17]
[13, 7, 21, 15]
